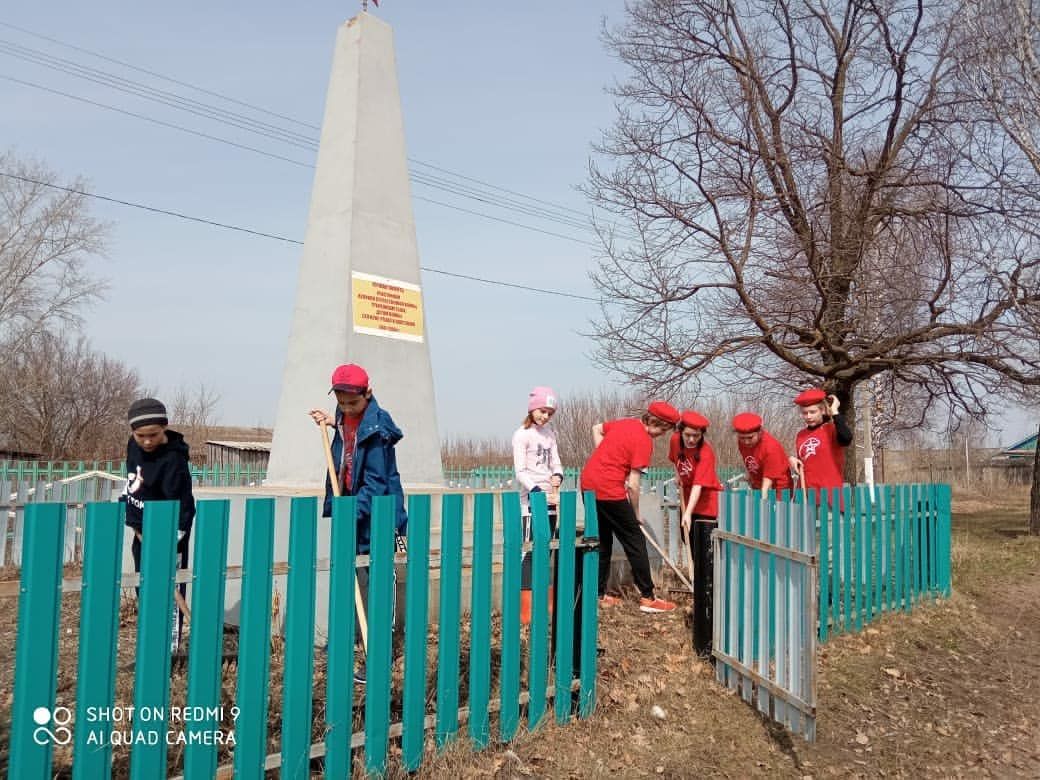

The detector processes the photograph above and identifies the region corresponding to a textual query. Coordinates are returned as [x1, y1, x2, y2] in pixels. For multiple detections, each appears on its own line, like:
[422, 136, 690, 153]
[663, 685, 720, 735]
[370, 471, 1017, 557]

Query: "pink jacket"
[511, 424, 563, 511]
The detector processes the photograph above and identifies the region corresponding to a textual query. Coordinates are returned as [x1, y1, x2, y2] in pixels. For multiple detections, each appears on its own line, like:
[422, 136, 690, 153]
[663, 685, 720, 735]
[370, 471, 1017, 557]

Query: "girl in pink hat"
[512, 386, 564, 624]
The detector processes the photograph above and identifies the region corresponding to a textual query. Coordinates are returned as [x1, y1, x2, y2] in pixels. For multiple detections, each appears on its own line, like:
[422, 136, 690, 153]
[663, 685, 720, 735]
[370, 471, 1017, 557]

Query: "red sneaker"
[599, 594, 622, 607]
[639, 597, 676, 613]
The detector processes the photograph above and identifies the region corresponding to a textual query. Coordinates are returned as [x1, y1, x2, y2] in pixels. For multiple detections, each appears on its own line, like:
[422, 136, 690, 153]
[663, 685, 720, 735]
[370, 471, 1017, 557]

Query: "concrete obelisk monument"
[267, 11, 442, 487]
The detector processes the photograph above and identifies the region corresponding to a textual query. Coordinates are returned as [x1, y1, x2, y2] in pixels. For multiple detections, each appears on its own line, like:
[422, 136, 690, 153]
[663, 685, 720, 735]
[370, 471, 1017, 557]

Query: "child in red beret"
[667, 410, 722, 656]
[789, 388, 853, 495]
[731, 413, 793, 494]
[580, 401, 680, 613]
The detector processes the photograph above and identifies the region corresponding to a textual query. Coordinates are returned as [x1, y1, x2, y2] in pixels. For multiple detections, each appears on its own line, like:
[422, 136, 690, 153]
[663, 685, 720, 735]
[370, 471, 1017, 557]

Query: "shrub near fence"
[7, 490, 601, 777]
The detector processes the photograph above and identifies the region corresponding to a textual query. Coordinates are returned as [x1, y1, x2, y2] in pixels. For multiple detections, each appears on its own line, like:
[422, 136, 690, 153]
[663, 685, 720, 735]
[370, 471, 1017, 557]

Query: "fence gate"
[713, 490, 818, 741]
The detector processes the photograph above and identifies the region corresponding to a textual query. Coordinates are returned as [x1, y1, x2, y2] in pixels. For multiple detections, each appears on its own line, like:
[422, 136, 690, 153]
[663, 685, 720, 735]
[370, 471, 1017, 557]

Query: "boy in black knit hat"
[120, 397, 196, 649]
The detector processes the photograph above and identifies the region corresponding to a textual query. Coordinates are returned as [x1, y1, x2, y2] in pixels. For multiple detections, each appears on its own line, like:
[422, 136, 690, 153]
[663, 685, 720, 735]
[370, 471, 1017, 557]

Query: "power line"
[0, 38, 318, 150]
[0, 74, 598, 246]
[0, 19, 625, 238]
[0, 19, 320, 131]
[0, 170, 601, 303]
[3, 66, 601, 238]
[0, 74, 314, 168]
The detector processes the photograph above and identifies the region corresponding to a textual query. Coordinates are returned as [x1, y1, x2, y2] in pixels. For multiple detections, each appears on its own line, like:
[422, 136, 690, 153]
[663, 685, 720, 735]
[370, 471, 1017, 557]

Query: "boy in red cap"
[309, 363, 407, 684]
[668, 410, 722, 656]
[580, 400, 680, 613]
[732, 413, 793, 494]
[790, 388, 853, 494]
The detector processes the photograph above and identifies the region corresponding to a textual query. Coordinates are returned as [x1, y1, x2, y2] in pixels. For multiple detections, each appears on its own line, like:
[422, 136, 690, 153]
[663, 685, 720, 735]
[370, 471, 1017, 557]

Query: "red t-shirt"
[796, 421, 845, 491]
[668, 437, 722, 518]
[338, 416, 361, 492]
[738, 431, 792, 492]
[580, 418, 653, 501]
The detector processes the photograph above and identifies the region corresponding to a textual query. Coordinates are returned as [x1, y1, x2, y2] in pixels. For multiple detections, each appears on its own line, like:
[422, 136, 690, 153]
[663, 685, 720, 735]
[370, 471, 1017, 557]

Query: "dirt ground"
[2, 490, 1038, 778]
[419, 490, 1040, 779]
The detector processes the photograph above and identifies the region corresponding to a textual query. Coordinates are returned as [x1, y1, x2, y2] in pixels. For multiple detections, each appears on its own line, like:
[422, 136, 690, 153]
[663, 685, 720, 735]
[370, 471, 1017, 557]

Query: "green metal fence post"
[528, 490, 551, 730]
[232, 498, 276, 778]
[129, 501, 178, 780]
[324, 496, 357, 778]
[937, 483, 952, 596]
[499, 492, 522, 741]
[402, 494, 431, 772]
[73, 502, 125, 780]
[468, 493, 494, 748]
[578, 491, 599, 718]
[554, 490, 577, 724]
[183, 500, 231, 780]
[364, 495, 396, 776]
[435, 494, 464, 749]
[281, 497, 318, 778]
[818, 488, 829, 642]
[9, 503, 66, 780]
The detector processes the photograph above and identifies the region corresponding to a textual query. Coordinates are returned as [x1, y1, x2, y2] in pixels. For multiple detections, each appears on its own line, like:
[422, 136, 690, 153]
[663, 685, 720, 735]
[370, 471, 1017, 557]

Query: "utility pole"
[965, 435, 971, 485]
[863, 389, 876, 496]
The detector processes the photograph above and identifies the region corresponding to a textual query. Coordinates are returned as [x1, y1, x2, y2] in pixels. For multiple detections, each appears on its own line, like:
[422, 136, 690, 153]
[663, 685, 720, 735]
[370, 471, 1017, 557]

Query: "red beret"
[732, 412, 762, 433]
[794, 388, 827, 407]
[646, 400, 680, 426]
[681, 410, 710, 430]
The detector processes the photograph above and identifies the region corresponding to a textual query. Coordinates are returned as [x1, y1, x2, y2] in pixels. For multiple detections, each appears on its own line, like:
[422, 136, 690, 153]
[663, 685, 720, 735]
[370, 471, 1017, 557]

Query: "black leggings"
[689, 518, 716, 655]
[131, 529, 191, 648]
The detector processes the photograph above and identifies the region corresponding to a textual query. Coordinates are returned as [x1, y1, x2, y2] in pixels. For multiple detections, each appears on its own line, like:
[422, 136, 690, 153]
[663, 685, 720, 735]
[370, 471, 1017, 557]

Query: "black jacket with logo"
[120, 429, 196, 534]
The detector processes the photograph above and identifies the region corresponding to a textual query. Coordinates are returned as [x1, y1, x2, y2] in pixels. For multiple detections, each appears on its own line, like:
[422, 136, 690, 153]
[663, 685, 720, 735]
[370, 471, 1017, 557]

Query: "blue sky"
[1, 1, 630, 439]
[1, 2, 1032, 447]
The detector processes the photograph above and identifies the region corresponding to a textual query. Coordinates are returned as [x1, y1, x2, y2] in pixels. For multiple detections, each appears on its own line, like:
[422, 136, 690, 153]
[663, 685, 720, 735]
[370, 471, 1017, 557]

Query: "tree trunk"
[1030, 424, 1039, 536]
[828, 380, 858, 485]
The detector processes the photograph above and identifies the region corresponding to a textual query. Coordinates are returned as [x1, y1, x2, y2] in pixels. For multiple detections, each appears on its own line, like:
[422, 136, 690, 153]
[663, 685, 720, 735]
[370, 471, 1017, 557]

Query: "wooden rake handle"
[319, 421, 369, 653]
[639, 522, 693, 593]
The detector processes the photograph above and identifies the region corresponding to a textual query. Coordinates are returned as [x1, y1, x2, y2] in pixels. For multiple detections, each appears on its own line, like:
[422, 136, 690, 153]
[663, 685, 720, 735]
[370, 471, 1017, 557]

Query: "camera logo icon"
[32, 706, 72, 746]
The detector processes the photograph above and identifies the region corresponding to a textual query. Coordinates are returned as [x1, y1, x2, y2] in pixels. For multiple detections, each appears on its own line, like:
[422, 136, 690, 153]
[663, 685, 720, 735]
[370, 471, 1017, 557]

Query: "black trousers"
[595, 499, 655, 599]
[520, 509, 558, 590]
[131, 529, 191, 648]
[689, 519, 716, 656]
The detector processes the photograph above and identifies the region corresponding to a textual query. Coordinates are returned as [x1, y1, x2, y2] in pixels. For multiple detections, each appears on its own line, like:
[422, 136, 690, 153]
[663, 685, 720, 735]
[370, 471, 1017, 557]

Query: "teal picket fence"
[0, 460, 266, 487]
[710, 483, 951, 742]
[714, 486, 818, 740]
[5, 491, 600, 777]
[815, 483, 952, 641]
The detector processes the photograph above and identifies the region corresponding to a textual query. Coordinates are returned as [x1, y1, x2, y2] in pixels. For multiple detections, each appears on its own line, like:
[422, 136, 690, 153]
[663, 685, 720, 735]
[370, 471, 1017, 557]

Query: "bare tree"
[0, 153, 109, 363]
[168, 383, 221, 459]
[0, 330, 142, 459]
[958, 0, 1040, 532]
[586, 0, 1040, 482]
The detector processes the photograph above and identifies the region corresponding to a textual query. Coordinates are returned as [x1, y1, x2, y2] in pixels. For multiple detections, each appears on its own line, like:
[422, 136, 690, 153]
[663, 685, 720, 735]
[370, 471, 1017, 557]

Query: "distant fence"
[3, 460, 746, 491]
[443, 465, 745, 490]
[6, 491, 600, 777]
[0, 460, 266, 487]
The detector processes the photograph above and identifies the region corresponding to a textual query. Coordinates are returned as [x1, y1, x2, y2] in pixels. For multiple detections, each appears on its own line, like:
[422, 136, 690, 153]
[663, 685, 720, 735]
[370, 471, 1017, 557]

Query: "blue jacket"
[322, 395, 407, 553]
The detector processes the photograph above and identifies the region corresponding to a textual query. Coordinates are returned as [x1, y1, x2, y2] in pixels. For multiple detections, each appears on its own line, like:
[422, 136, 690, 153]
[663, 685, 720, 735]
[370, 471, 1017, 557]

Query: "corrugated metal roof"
[205, 440, 272, 452]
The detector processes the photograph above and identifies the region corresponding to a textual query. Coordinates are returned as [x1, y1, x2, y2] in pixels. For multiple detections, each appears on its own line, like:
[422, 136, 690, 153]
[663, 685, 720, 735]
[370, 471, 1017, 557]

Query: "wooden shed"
[204, 440, 272, 472]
